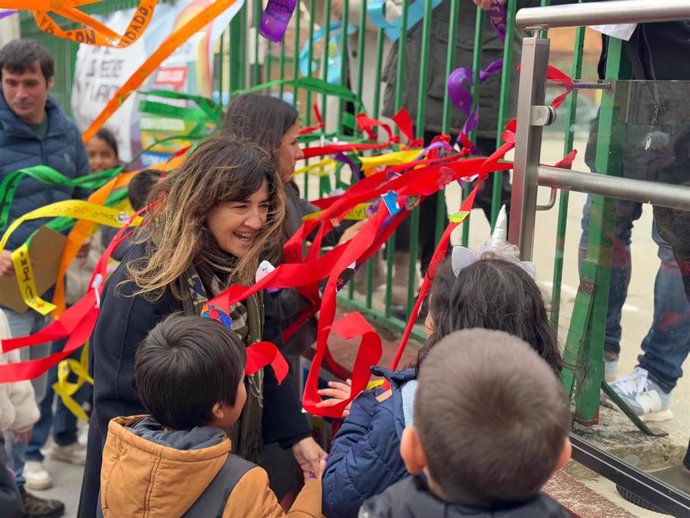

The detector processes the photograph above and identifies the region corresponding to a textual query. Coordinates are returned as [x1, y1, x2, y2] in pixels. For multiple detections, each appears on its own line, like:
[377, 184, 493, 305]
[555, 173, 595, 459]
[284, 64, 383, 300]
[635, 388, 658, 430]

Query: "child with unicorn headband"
[319, 208, 563, 518]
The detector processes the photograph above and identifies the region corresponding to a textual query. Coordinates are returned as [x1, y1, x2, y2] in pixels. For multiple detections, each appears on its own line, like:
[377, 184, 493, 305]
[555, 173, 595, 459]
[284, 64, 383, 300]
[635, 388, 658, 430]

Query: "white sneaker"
[46, 442, 87, 465]
[24, 461, 53, 491]
[610, 367, 673, 422]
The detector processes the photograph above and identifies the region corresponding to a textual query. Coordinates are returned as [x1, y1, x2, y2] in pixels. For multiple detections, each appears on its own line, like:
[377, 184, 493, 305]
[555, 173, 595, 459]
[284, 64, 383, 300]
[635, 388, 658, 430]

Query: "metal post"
[516, 0, 690, 30]
[508, 36, 550, 260]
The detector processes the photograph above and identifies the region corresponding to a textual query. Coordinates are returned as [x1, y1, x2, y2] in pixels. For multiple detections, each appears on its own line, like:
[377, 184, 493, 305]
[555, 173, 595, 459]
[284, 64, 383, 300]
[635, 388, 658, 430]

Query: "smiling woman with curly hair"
[78, 136, 320, 518]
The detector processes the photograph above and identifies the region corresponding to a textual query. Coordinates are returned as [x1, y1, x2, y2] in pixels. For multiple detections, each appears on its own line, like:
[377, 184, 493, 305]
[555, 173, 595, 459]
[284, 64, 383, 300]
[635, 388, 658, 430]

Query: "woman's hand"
[292, 436, 328, 478]
[316, 379, 353, 417]
[337, 220, 366, 245]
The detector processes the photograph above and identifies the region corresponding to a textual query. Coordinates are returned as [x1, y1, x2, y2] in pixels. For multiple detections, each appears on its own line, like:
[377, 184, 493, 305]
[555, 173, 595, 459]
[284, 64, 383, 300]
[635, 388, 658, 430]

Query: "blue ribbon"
[367, 0, 442, 41]
[299, 23, 357, 84]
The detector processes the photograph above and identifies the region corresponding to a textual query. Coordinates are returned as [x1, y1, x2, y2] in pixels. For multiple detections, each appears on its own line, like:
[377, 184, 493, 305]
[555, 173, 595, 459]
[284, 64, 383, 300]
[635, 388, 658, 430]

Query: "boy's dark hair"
[127, 169, 161, 211]
[0, 39, 54, 82]
[421, 255, 562, 375]
[415, 329, 571, 505]
[135, 314, 247, 430]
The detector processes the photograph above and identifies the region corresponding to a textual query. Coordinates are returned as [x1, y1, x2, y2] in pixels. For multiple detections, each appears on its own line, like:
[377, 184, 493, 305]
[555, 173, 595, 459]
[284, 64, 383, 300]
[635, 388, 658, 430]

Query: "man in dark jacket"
[381, 0, 538, 315]
[0, 38, 89, 518]
[580, 21, 690, 423]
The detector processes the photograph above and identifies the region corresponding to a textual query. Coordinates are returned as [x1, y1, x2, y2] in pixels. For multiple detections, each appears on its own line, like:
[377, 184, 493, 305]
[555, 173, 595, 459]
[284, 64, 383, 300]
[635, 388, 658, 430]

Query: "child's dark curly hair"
[418, 254, 562, 376]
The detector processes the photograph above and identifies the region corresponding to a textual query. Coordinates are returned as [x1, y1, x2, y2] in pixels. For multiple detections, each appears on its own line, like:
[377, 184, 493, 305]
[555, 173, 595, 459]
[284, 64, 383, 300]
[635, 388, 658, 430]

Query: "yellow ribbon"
[292, 158, 335, 178]
[448, 210, 471, 223]
[0, 200, 142, 255]
[10, 243, 55, 315]
[366, 379, 385, 391]
[1, 201, 142, 313]
[303, 202, 371, 222]
[53, 342, 93, 422]
[360, 149, 422, 176]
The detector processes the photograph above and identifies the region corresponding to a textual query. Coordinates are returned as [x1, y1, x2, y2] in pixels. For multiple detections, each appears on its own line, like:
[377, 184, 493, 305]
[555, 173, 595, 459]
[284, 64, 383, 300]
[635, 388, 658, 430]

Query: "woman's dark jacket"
[77, 242, 310, 518]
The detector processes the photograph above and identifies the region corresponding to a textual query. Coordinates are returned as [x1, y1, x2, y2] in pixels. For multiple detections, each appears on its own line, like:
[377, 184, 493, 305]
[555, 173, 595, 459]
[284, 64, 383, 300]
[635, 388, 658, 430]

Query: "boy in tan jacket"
[98, 314, 323, 518]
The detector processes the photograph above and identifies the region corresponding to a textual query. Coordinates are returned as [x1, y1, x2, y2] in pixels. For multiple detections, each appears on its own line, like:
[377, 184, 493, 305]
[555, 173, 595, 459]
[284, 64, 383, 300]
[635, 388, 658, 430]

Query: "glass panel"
[537, 78, 690, 507]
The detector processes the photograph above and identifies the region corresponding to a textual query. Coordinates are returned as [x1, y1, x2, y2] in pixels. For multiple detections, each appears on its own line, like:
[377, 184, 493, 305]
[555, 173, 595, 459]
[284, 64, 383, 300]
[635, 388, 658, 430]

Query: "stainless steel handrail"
[538, 166, 690, 211]
[516, 0, 690, 30]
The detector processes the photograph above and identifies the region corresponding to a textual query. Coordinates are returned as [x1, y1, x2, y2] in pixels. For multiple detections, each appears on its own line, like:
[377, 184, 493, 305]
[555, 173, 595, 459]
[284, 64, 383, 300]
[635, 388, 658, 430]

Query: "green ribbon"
[138, 89, 223, 139]
[0, 165, 124, 231]
[235, 77, 364, 112]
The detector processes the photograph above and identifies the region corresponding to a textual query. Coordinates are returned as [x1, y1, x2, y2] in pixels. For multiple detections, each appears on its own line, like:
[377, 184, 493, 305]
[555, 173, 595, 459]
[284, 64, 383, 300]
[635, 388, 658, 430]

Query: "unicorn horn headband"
[451, 206, 536, 278]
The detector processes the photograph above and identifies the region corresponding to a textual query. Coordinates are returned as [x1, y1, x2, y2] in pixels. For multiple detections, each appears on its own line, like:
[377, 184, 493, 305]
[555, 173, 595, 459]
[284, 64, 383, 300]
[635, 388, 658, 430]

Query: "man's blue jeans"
[579, 197, 690, 393]
[25, 338, 85, 463]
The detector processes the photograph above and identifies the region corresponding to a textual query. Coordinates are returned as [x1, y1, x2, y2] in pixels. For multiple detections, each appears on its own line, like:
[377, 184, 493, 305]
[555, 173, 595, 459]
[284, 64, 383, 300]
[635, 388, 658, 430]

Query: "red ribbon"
[245, 341, 289, 381]
[389, 175, 488, 372]
[300, 108, 415, 159]
[299, 104, 326, 135]
[0, 221, 134, 382]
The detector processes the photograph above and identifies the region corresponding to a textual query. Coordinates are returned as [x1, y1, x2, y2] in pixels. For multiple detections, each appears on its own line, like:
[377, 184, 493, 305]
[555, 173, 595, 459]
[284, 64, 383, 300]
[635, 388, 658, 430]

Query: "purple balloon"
[259, 0, 297, 43]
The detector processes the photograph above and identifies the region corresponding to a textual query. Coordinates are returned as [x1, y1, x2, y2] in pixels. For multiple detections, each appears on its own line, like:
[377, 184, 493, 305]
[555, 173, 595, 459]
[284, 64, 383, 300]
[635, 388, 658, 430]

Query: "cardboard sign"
[0, 227, 67, 313]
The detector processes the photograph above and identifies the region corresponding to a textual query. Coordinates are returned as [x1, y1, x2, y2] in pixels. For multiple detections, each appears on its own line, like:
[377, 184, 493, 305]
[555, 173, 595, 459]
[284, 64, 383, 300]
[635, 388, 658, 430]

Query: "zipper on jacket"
[639, 25, 662, 151]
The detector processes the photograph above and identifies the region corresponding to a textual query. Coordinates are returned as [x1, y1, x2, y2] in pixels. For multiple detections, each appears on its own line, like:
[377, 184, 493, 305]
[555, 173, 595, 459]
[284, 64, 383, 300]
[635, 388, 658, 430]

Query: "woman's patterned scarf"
[177, 242, 266, 464]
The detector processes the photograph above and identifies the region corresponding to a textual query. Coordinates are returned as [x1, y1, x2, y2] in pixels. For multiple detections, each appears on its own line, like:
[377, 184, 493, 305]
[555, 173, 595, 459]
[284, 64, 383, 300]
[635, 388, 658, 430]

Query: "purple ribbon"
[445, 0, 507, 150]
[335, 152, 361, 182]
[259, 0, 297, 43]
[0, 10, 17, 21]
[413, 141, 454, 162]
[489, 0, 507, 44]
[447, 59, 503, 149]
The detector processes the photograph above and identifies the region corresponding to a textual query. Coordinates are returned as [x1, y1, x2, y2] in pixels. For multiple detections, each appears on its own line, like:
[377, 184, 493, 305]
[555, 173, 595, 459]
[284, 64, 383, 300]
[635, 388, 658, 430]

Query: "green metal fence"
[228, 0, 531, 341]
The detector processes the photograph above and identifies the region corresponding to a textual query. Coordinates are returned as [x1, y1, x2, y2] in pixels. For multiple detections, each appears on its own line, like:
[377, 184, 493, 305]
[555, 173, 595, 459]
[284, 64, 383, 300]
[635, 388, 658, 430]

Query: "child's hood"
[100, 415, 231, 518]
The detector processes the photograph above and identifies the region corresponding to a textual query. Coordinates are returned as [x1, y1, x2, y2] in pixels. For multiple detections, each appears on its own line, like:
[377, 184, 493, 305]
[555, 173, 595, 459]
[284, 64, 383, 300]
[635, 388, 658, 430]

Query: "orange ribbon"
[82, 0, 239, 143]
[0, 0, 159, 47]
